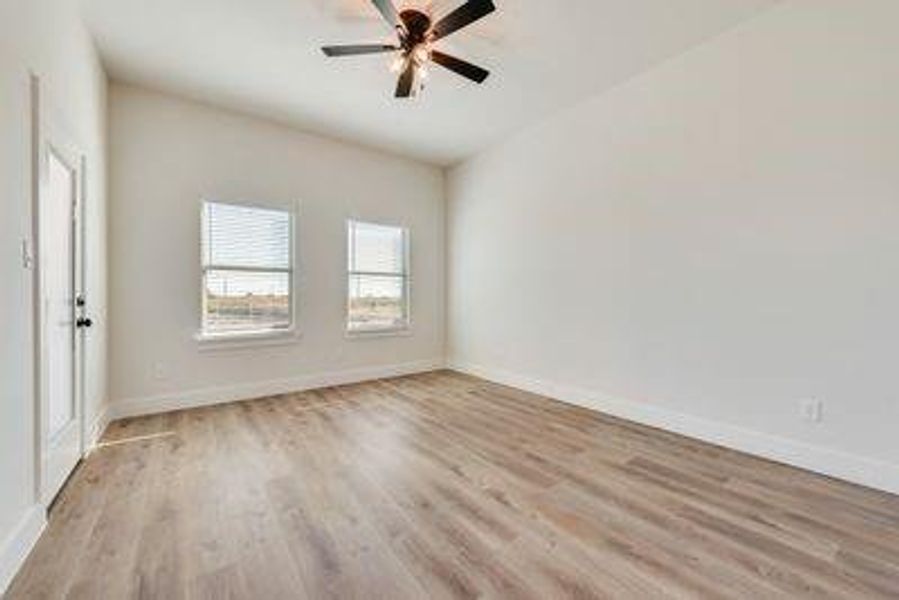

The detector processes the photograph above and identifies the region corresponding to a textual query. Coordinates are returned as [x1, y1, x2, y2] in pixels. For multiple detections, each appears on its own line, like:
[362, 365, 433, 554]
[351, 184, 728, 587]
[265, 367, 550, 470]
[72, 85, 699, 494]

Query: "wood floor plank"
[7, 370, 899, 599]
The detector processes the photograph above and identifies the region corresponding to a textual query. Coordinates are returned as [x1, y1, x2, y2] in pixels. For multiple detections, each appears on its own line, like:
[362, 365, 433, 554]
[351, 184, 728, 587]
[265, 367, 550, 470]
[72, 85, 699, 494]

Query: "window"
[201, 201, 293, 338]
[347, 220, 409, 333]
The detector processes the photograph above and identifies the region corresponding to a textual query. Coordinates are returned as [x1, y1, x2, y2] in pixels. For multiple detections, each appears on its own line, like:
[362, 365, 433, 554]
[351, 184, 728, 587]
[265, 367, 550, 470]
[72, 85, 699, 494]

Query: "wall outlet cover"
[799, 398, 824, 423]
[152, 362, 167, 381]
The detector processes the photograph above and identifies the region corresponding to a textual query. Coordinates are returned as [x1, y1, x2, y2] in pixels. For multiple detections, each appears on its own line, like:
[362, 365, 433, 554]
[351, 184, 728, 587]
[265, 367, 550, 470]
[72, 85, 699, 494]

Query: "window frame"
[345, 219, 412, 337]
[196, 199, 299, 346]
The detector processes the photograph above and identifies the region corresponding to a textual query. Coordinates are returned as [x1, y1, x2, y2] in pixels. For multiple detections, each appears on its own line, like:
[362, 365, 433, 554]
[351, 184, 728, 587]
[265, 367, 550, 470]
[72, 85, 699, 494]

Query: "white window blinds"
[201, 201, 293, 336]
[347, 220, 409, 332]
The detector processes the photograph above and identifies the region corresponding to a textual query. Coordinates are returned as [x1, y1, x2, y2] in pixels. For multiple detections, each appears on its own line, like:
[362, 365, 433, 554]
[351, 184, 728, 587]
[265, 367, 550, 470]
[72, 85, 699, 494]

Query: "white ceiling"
[81, 0, 780, 165]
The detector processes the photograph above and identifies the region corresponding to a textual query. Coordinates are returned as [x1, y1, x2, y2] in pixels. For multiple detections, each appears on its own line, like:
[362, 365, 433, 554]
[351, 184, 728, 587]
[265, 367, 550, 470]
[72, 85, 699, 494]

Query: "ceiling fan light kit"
[322, 0, 496, 98]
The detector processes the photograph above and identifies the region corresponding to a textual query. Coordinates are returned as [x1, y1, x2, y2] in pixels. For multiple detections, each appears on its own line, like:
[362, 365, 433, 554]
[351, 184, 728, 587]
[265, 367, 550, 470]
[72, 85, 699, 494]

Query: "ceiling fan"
[322, 0, 496, 98]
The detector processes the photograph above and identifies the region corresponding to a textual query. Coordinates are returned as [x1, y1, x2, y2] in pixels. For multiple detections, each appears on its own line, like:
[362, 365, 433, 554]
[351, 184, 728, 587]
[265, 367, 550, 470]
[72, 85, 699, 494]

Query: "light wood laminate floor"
[8, 371, 899, 599]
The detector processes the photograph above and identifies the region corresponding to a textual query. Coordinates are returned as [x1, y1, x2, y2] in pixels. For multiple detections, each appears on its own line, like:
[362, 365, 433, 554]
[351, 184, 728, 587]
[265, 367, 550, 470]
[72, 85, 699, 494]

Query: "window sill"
[195, 328, 301, 352]
[345, 326, 412, 340]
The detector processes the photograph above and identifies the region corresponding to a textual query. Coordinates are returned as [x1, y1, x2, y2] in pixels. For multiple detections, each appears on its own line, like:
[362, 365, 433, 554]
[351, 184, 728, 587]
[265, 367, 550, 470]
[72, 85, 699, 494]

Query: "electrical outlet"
[152, 362, 167, 381]
[799, 398, 823, 423]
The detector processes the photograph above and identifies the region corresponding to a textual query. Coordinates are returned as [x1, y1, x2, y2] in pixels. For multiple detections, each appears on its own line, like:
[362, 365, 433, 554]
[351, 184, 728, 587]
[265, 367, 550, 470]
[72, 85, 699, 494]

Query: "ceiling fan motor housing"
[399, 9, 432, 50]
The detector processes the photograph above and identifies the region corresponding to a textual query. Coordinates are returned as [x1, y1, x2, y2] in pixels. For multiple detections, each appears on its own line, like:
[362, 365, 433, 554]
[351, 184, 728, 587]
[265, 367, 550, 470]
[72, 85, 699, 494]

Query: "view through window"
[347, 220, 409, 332]
[201, 201, 293, 336]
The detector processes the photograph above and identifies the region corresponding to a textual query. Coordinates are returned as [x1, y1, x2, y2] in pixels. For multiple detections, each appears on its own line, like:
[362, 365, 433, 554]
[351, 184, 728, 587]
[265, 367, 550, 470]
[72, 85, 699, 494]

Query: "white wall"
[0, 0, 108, 591]
[108, 84, 444, 414]
[447, 0, 899, 493]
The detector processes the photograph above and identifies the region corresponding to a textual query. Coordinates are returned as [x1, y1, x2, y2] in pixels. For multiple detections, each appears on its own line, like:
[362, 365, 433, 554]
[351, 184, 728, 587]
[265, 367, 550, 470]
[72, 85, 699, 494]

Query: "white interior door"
[36, 87, 86, 505]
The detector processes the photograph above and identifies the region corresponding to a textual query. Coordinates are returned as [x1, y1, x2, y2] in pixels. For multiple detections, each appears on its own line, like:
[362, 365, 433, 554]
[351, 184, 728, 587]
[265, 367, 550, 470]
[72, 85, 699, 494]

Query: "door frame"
[30, 74, 88, 506]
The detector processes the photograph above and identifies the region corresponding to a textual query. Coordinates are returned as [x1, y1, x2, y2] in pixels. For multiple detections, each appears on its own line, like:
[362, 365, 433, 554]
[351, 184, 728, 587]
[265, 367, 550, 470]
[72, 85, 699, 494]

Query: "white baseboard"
[108, 358, 445, 421]
[0, 405, 111, 595]
[449, 360, 899, 496]
[87, 403, 112, 449]
[0, 505, 45, 596]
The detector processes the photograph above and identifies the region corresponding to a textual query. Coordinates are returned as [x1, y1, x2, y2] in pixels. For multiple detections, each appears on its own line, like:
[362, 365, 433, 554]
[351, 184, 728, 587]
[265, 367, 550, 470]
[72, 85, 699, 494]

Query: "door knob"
[76, 317, 93, 329]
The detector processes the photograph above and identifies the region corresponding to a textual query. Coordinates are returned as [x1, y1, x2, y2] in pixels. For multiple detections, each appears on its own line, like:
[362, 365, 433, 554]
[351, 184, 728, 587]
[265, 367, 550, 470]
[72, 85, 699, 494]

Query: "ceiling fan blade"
[371, 0, 400, 29]
[429, 0, 496, 42]
[321, 44, 398, 57]
[395, 60, 416, 98]
[430, 51, 489, 84]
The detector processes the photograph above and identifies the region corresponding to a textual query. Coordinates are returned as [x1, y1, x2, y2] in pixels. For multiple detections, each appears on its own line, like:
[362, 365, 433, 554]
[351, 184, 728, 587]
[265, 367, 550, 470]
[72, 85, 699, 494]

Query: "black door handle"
[76, 317, 93, 329]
